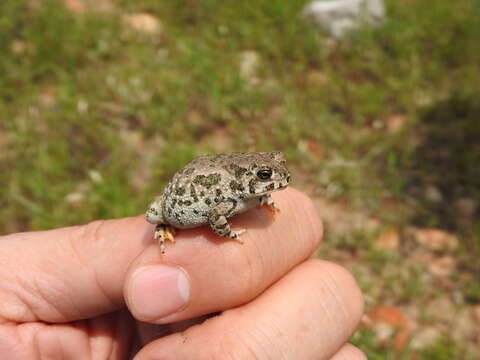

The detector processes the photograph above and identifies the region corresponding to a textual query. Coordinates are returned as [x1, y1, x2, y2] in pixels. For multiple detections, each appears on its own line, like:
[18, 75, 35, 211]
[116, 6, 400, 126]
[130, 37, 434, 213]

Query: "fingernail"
[128, 265, 190, 320]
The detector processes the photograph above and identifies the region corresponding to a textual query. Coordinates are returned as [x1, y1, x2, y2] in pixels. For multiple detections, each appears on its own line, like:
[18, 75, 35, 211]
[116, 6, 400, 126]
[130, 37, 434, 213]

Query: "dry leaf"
[375, 228, 400, 251]
[363, 306, 411, 351]
[11, 40, 27, 54]
[454, 309, 478, 340]
[410, 252, 435, 265]
[426, 297, 456, 323]
[411, 228, 458, 251]
[307, 140, 325, 160]
[410, 326, 442, 350]
[65, 0, 114, 13]
[306, 70, 329, 87]
[428, 256, 456, 277]
[65, 0, 85, 13]
[39, 87, 57, 108]
[385, 114, 407, 133]
[472, 305, 480, 324]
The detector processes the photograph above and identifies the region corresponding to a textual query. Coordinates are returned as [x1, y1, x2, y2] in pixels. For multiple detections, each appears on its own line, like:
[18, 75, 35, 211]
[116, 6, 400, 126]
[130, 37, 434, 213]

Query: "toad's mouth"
[254, 178, 290, 196]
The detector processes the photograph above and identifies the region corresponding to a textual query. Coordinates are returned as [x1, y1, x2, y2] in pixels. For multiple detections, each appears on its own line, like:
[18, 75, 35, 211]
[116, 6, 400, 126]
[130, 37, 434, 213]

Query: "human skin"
[0, 188, 365, 359]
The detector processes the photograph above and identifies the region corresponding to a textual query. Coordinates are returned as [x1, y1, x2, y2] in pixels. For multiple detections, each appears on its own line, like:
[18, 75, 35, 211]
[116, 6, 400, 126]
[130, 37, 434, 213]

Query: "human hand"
[0, 188, 365, 359]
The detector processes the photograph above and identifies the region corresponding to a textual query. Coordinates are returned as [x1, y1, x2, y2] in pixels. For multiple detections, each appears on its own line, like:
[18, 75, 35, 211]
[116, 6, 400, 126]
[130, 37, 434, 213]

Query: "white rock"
[425, 185, 443, 203]
[123, 13, 163, 36]
[238, 50, 261, 85]
[410, 327, 442, 350]
[303, 0, 385, 37]
[88, 170, 103, 183]
[411, 228, 459, 251]
[65, 192, 85, 206]
[453, 309, 478, 341]
[77, 99, 89, 114]
[426, 297, 456, 323]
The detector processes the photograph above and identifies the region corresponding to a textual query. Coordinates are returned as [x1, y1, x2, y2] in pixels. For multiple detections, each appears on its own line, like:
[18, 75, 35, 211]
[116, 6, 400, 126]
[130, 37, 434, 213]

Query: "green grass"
[1, 0, 479, 357]
[352, 328, 477, 360]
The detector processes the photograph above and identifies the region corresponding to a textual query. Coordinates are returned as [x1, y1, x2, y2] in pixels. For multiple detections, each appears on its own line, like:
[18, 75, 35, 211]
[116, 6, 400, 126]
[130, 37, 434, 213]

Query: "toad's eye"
[256, 168, 273, 180]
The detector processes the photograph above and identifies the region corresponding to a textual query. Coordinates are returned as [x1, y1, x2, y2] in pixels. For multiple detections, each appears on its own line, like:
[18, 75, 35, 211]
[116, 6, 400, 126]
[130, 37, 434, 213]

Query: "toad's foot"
[154, 224, 177, 253]
[258, 195, 280, 221]
[219, 228, 246, 244]
[231, 228, 247, 244]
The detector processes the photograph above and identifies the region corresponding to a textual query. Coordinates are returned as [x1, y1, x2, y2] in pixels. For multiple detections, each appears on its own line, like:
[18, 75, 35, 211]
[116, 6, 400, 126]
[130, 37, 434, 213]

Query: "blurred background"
[1, 0, 479, 358]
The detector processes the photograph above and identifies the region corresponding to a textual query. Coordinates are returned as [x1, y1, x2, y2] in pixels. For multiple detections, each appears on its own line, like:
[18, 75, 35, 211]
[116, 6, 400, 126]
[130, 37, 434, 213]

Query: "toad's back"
[158, 152, 289, 229]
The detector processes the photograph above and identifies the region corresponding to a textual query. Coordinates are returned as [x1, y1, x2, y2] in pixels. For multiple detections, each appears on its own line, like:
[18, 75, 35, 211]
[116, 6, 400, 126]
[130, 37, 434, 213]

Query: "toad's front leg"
[259, 194, 280, 220]
[208, 201, 246, 243]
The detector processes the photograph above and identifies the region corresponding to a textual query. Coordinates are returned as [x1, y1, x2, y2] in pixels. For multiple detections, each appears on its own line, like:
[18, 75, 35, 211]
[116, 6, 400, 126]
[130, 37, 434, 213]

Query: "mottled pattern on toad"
[145, 151, 290, 252]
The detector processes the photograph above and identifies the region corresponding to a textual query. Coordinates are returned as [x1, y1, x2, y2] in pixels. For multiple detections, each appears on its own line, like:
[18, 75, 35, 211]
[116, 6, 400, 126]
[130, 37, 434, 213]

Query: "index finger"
[125, 188, 323, 324]
[0, 188, 321, 324]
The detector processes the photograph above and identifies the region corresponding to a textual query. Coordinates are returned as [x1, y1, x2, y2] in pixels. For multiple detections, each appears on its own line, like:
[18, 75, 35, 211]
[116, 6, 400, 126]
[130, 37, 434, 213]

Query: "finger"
[133, 259, 364, 360]
[124, 188, 322, 323]
[0, 188, 321, 324]
[329, 344, 367, 360]
[0, 216, 153, 323]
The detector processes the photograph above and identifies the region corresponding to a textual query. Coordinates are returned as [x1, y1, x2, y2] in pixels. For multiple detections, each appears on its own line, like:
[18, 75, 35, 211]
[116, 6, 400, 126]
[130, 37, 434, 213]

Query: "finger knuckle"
[210, 342, 258, 360]
[224, 245, 264, 302]
[70, 220, 107, 265]
[289, 189, 323, 253]
[209, 321, 276, 360]
[307, 259, 364, 328]
[350, 347, 368, 360]
[332, 343, 367, 360]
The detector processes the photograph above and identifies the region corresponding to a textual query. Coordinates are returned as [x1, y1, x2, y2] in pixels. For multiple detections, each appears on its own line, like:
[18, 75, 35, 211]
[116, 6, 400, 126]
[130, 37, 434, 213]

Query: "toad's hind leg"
[208, 208, 246, 244]
[154, 224, 177, 253]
